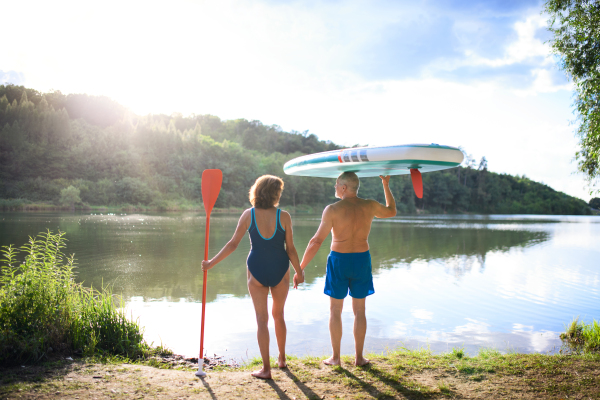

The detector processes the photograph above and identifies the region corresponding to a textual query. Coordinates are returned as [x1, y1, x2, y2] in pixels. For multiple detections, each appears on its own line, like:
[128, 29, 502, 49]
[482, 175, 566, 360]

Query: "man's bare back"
[328, 197, 380, 253]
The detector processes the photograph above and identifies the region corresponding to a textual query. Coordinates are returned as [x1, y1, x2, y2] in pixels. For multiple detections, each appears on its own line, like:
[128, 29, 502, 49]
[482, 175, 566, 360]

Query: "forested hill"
[0, 84, 593, 215]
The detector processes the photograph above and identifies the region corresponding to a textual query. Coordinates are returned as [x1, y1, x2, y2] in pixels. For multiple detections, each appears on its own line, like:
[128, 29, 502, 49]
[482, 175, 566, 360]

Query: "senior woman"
[201, 175, 304, 379]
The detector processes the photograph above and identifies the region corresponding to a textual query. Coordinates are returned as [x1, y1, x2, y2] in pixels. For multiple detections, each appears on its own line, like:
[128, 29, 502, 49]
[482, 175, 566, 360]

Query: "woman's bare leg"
[247, 269, 271, 379]
[270, 270, 290, 368]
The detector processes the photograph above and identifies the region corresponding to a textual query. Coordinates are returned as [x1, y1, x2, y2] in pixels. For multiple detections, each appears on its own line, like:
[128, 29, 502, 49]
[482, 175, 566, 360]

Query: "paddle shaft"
[196, 169, 222, 375]
[199, 214, 211, 363]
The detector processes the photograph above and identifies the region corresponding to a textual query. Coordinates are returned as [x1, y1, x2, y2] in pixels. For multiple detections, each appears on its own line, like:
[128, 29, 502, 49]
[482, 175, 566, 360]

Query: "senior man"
[295, 171, 397, 366]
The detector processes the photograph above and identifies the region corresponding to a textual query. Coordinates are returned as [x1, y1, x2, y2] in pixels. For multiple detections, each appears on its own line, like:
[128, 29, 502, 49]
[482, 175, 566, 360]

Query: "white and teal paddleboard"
[283, 143, 464, 178]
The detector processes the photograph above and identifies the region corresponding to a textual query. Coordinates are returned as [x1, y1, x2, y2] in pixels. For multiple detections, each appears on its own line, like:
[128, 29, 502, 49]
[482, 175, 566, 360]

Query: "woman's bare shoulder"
[280, 210, 292, 225]
[238, 208, 253, 223]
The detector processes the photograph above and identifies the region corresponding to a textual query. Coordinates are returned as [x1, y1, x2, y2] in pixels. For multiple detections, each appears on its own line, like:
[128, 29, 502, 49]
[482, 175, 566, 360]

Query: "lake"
[1, 211, 599, 362]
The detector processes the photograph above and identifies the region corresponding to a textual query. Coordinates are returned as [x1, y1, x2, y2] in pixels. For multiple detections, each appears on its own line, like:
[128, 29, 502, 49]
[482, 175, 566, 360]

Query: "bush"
[59, 185, 81, 208]
[0, 231, 161, 364]
[115, 177, 153, 205]
[0, 198, 30, 210]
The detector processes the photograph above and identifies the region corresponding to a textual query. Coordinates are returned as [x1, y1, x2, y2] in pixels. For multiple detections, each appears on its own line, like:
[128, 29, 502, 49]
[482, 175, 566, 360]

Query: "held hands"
[201, 259, 214, 271]
[293, 270, 305, 289]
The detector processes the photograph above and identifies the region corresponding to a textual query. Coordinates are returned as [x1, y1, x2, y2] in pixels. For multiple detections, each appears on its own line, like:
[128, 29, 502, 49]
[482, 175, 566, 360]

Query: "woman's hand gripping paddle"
[195, 169, 222, 378]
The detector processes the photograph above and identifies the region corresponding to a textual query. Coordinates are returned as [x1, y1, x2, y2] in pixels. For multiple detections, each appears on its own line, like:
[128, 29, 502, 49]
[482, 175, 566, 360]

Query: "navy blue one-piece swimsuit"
[247, 208, 290, 287]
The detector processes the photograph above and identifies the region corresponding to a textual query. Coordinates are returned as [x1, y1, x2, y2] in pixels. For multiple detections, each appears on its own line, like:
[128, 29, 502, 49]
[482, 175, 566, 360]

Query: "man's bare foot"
[323, 356, 341, 366]
[355, 357, 370, 366]
[251, 368, 272, 379]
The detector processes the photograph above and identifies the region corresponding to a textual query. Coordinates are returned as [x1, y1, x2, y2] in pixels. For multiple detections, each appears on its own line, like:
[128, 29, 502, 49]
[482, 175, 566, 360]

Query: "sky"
[1, 0, 595, 201]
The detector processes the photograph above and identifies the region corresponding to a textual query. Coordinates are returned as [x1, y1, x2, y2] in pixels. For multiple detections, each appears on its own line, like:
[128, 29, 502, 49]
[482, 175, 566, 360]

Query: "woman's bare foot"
[355, 357, 370, 366]
[278, 355, 287, 368]
[251, 368, 272, 379]
[323, 356, 341, 366]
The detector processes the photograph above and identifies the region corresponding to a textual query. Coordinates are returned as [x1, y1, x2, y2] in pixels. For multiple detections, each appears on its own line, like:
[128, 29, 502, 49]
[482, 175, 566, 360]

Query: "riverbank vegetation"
[0, 84, 594, 215]
[0, 231, 169, 365]
[560, 317, 600, 353]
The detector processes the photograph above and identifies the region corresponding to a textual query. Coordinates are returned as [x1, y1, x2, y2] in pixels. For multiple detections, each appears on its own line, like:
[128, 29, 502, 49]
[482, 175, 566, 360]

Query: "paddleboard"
[283, 143, 464, 178]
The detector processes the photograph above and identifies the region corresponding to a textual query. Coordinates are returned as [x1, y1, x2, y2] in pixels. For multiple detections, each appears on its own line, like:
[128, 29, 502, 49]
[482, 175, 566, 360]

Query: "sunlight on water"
[1, 212, 599, 359]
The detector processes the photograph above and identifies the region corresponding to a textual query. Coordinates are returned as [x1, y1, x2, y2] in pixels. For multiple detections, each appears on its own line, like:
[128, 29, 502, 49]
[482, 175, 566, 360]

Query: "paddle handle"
[199, 214, 210, 364]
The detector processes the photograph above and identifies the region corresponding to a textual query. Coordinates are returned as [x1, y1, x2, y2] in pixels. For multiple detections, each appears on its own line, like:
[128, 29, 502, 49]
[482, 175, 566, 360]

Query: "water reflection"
[371, 220, 549, 278]
[1, 213, 550, 301]
[1, 212, 599, 358]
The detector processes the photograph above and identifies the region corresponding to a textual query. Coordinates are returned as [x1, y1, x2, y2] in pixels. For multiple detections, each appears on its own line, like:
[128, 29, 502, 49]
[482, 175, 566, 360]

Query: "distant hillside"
[0, 84, 592, 215]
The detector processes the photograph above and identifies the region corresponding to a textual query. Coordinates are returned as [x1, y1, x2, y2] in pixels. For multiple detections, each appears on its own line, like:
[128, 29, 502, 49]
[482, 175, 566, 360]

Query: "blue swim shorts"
[324, 250, 374, 299]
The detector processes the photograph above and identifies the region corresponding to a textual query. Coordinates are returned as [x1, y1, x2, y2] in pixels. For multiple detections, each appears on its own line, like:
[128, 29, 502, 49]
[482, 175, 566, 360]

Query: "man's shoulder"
[325, 200, 345, 213]
[328, 198, 376, 212]
[359, 197, 378, 204]
[353, 197, 379, 209]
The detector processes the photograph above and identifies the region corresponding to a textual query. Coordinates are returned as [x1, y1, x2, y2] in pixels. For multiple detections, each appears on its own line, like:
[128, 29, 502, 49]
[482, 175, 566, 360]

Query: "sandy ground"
[1, 357, 600, 399]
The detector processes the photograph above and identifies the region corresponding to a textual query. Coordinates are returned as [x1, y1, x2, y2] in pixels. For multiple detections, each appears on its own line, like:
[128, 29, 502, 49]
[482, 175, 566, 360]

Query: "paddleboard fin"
[410, 169, 423, 199]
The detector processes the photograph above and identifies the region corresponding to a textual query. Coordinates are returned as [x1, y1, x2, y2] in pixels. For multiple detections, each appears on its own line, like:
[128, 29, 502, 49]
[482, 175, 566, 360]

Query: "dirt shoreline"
[2, 351, 600, 399]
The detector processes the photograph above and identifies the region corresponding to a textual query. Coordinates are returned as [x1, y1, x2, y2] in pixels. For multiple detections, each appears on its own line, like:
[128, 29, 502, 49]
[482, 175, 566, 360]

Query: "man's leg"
[352, 297, 369, 366]
[324, 297, 344, 365]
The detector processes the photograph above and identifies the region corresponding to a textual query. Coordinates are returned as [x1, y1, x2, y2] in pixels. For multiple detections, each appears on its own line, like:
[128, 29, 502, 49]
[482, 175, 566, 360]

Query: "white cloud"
[411, 309, 434, 320]
[516, 68, 573, 95]
[473, 15, 551, 68]
[446, 14, 549, 70]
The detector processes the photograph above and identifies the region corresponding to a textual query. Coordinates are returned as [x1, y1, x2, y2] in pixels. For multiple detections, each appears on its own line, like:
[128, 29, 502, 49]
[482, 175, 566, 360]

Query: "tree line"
[0, 84, 594, 215]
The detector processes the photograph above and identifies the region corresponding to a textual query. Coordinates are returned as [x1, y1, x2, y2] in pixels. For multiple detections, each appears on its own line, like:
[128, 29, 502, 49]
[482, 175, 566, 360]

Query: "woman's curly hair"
[249, 175, 284, 209]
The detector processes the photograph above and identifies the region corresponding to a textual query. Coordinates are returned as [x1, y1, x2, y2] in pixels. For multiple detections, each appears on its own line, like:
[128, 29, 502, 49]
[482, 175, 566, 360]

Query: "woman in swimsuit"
[201, 175, 304, 379]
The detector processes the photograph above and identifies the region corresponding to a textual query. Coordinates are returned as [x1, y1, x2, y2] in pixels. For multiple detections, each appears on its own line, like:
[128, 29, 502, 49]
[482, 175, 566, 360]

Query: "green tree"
[546, 0, 600, 191]
[59, 185, 81, 209]
[590, 197, 600, 208]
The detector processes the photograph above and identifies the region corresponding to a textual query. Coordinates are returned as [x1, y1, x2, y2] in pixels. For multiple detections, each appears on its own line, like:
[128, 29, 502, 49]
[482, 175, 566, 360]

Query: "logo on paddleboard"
[340, 149, 369, 163]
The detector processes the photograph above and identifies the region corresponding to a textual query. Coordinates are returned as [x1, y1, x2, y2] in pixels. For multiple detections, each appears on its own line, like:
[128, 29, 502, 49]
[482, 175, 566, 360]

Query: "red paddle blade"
[410, 168, 423, 199]
[201, 169, 223, 214]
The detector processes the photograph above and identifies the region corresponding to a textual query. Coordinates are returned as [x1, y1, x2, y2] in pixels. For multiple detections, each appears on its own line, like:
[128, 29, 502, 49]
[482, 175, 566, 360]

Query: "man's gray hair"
[338, 171, 360, 193]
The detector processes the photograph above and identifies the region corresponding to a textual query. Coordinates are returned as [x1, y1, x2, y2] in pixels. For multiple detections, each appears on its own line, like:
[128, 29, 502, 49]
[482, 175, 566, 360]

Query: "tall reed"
[560, 317, 600, 353]
[0, 231, 162, 364]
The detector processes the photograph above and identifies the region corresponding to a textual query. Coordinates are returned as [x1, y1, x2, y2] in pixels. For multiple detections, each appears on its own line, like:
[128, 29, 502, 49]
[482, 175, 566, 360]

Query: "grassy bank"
[0, 231, 169, 365]
[0, 198, 323, 214]
[1, 347, 600, 399]
[0, 198, 207, 212]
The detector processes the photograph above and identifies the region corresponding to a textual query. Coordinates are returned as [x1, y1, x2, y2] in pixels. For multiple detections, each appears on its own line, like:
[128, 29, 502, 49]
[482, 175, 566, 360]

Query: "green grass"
[0, 197, 249, 213]
[0, 230, 170, 364]
[437, 380, 451, 394]
[0, 198, 31, 210]
[0, 197, 313, 214]
[560, 317, 600, 353]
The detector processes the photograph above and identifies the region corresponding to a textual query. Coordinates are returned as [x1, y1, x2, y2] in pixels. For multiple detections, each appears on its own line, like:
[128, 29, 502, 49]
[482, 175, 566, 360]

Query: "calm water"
[1, 212, 599, 360]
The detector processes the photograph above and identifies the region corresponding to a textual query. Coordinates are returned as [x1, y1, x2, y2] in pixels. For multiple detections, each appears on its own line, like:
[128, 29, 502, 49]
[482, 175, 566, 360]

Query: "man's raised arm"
[375, 175, 397, 218]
